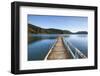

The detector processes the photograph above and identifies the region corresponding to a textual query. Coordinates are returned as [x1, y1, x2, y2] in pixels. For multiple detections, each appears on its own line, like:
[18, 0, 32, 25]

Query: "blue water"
[64, 34, 88, 56]
[28, 34, 88, 61]
[28, 34, 56, 61]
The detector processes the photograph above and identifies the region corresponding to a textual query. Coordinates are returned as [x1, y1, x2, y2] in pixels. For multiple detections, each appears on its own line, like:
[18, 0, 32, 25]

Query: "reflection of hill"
[28, 24, 72, 34]
[77, 34, 87, 37]
[28, 34, 57, 44]
[28, 35, 42, 44]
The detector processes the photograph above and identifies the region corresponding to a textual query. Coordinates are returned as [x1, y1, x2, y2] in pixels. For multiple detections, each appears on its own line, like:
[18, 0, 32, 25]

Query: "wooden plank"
[47, 36, 72, 60]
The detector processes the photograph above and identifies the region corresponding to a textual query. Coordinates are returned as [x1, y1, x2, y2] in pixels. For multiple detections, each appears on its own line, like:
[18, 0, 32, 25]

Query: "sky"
[28, 15, 88, 33]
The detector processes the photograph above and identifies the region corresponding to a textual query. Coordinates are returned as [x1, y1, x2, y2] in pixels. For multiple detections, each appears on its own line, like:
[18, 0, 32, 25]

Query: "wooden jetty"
[45, 36, 73, 60]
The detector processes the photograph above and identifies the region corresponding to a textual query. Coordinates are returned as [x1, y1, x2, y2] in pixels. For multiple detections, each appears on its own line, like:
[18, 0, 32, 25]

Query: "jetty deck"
[46, 36, 72, 60]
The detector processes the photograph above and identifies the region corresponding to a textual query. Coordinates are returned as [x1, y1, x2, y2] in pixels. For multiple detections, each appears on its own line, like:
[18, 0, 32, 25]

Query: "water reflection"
[28, 34, 88, 61]
[64, 34, 88, 56]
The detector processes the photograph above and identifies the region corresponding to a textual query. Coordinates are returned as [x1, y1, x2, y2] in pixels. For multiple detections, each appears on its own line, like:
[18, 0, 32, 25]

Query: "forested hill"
[28, 24, 72, 34]
[28, 24, 88, 34]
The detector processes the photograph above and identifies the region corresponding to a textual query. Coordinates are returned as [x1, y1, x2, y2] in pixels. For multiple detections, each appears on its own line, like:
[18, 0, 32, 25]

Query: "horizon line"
[28, 23, 88, 33]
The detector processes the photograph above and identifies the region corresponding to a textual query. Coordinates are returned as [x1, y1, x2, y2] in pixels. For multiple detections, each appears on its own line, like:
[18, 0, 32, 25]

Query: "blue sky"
[28, 15, 88, 32]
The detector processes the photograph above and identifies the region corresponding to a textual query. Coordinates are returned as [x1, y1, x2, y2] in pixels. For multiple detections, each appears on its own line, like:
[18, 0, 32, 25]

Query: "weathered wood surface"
[47, 36, 72, 60]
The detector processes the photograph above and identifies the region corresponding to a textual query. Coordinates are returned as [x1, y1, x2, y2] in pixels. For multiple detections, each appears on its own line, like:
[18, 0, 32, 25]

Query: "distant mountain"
[28, 24, 46, 34]
[28, 24, 88, 34]
[75, 31, 88, 34]
[28, 24, 72, 34]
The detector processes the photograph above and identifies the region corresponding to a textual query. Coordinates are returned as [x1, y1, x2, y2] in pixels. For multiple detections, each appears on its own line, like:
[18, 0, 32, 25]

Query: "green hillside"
[28, 24, 72, 34]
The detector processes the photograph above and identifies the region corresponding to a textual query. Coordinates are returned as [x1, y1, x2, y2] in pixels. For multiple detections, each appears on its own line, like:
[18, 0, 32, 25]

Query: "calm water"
[64, 34, 88, 57]
[28, 34, 88, 61]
